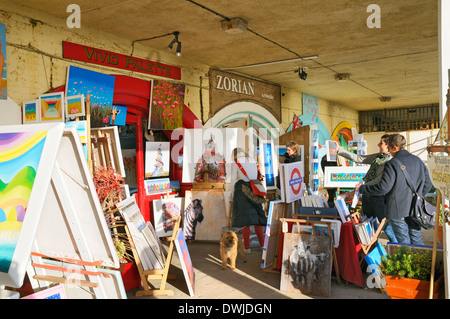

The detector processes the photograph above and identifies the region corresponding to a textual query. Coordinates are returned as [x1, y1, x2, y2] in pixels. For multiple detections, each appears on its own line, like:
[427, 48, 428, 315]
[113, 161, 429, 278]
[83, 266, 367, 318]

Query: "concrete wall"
[1, 2, 358, 134]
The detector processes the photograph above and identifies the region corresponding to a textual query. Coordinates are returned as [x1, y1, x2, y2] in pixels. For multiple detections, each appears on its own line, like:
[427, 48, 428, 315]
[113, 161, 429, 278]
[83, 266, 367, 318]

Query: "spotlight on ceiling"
[380, 96, 392, 102]
[335, 73, 350, 82]
[167, 31, 182, 56]
[298, 68, 308, 80]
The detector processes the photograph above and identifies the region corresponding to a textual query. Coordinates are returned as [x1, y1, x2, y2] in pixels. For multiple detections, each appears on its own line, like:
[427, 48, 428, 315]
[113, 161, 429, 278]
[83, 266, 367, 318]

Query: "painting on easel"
[152, 197, 184, 238]
[183, 190, 227, 241]
[174, 228, 195, 296]
[0, 123, 64, 288]
[280, 233, 332, 298]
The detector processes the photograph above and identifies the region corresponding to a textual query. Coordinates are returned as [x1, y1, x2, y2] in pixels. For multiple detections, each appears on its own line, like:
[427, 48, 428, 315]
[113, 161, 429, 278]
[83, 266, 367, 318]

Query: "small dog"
[219, 231, 247, 270]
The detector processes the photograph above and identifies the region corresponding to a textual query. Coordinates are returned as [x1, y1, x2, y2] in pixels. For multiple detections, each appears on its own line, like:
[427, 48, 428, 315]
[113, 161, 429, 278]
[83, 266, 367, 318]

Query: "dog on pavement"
[219, 230, 247, 270]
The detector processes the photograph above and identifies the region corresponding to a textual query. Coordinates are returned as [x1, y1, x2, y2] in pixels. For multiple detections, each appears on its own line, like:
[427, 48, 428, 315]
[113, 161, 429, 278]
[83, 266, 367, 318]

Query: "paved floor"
[126, 239, 391, 300]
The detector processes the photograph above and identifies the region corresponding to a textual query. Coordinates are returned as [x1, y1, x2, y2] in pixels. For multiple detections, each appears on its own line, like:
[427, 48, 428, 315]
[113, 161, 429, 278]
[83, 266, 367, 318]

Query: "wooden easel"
[349, 212, 386, 259]
[280, 217, 341, 285]
[129, 216, 181, 296]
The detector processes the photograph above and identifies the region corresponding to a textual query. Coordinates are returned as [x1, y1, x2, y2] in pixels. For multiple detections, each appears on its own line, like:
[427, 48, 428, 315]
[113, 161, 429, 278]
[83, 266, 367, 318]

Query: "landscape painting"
[39, 92, 65, 122]
[0, 123, 64, 287]
[66, 65, 115, 128]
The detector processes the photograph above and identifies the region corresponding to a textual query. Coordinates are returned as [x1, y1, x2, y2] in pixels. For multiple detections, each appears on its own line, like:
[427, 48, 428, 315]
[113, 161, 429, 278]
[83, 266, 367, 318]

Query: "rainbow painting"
[0, 131, 47, 274]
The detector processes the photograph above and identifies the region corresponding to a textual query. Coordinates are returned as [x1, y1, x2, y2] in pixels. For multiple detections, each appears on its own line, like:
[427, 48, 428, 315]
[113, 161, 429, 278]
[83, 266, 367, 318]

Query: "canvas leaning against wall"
[280, 233, 332, 298]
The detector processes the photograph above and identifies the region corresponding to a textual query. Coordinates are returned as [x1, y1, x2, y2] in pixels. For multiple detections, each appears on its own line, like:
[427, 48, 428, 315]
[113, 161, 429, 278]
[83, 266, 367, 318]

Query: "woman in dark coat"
[231, 148, 267, 253]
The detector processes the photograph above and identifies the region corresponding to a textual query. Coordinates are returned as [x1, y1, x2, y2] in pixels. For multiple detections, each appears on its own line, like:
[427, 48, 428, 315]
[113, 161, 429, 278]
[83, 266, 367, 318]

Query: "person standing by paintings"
[280, 141, 302, 163]
[356, 134, 434, 245]
[336, 134, 397, 242]
[231, 148, 267, 253]
[277, 141, 302, 189]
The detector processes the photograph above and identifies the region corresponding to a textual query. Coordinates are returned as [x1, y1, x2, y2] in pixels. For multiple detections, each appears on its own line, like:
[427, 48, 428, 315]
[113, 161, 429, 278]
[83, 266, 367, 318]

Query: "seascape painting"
[66, 65, 115, 128]
[0, 131, 47, 274]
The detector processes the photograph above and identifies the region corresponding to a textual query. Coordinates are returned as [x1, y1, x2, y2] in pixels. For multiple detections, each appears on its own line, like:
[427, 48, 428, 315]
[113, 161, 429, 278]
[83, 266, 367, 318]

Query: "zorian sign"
[62, 41, 181, 80]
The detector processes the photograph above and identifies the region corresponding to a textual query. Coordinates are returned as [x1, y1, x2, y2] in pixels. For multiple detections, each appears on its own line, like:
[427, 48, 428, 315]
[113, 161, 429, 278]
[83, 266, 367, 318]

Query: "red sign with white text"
[63, 41, 181, 80]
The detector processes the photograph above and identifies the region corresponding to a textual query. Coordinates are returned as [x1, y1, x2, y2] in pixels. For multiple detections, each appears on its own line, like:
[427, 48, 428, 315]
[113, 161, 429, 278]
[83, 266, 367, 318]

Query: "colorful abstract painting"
[22, 99, 40, 124]
[148, 80, 185, 130]
[0, 131, 47, 273]
[66, 65, 115, 128]
[0, 22, 6, 100]
[145, 141, 170, 178]
[39, 92, 65, 122]
[174, 228, 195, 296]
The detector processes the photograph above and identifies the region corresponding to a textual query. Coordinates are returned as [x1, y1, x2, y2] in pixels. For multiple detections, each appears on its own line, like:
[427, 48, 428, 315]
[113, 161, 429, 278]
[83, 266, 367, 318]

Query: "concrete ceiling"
[9, 0, 440, 111]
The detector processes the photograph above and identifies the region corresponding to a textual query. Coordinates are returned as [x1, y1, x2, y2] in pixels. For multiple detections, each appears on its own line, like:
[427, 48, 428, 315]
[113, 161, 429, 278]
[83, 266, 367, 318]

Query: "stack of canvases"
[116, 196, 166, 271]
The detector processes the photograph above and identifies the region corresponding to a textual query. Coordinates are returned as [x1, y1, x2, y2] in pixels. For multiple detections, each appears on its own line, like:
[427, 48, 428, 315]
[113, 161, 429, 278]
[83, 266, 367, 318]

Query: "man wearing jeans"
[356, 134, 434, 245]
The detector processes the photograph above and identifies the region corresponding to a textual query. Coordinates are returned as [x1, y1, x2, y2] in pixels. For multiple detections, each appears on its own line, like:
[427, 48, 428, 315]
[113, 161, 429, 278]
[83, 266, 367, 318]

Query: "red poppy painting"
[148, 80, 185, 130]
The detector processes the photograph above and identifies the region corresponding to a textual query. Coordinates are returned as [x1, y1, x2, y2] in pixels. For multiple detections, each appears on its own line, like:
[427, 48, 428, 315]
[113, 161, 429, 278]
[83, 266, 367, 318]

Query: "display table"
[334, 221, 364, 288]
[276, 220, 364, 288]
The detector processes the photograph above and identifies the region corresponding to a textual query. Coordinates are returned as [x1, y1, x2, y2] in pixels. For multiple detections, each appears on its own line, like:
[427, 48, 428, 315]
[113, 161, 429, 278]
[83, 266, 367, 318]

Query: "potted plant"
[381, 246, 444, 299]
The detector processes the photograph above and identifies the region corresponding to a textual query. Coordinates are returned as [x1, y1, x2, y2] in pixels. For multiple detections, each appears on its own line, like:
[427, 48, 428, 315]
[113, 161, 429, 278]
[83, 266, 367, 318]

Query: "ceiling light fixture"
[221, 17, 248, 34]
[335, 73, 350, 82]
[132, 31, 182, 57]
[298, 67, 308, 80]
[166, 31, 182, 56]
[380, 96, 392, 102]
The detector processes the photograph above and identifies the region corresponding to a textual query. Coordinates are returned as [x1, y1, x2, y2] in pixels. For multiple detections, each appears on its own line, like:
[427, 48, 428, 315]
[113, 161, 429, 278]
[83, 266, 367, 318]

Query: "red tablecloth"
[276, 220, 364, 288]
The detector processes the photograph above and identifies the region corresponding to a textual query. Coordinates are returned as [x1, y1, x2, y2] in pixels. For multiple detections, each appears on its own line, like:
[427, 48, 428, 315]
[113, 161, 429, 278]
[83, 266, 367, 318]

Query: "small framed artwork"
[39, 92, 65, 122]
[22, 99, 40, 124]
[21, 284, 67, 299]
[65, 94, 85, 119]
[325, 140, 337, 162]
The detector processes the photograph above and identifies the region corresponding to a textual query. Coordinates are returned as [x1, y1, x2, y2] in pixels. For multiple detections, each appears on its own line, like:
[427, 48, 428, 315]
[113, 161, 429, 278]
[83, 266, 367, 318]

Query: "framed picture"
[174, 228, 195, 296]
[152, 197, 184, 238]
[334, 196, 351, 223]
[39, 92, 65, 122]
[259, 140, 278, 190]
[144, 178, 170, 195]
[22, 99, 40, 124]
[324, 166, 369, 188]
[325, 140, 337, 162]
[145, 141, 170, 178]
[65, 94, 85, 119]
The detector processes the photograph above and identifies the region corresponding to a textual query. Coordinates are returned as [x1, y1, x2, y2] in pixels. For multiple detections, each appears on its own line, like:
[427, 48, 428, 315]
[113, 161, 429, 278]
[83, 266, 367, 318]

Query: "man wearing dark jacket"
[357, 134, 434, 245]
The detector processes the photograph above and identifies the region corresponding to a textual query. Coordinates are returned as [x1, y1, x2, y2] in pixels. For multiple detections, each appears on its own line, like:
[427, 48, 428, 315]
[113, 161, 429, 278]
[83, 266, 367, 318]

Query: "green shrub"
[381, 246, 432, 281]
